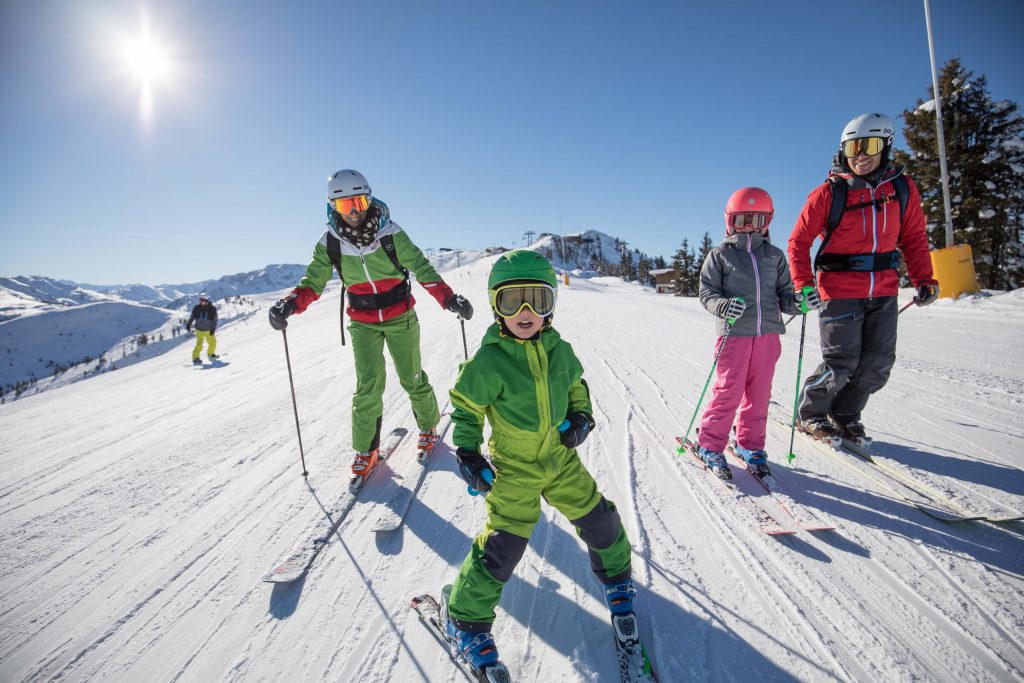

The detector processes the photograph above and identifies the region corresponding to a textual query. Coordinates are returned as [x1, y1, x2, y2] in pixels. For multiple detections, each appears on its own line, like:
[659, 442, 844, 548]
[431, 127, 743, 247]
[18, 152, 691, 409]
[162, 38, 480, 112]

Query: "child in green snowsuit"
[443, 250, 634, 670]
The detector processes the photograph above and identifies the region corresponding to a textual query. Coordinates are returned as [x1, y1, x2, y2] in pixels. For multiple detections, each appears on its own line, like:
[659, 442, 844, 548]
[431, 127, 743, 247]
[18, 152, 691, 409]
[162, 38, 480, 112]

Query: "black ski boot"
[833, 418, 873, 449]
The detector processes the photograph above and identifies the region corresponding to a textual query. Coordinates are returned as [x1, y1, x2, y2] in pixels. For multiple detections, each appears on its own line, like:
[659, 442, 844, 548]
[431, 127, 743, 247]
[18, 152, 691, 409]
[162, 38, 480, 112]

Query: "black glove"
[445, 294, 474, 320]
[914, 284, 939, 307]
[559, 411, 595, 448]
[268, 298, 296, 331]
[456, 447, 494, 494]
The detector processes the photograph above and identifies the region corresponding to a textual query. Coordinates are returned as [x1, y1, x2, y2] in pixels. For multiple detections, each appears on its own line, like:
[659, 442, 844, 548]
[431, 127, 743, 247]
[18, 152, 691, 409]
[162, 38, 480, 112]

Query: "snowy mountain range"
[0, 231, 655, 401]
[1, 252, 1021, 682]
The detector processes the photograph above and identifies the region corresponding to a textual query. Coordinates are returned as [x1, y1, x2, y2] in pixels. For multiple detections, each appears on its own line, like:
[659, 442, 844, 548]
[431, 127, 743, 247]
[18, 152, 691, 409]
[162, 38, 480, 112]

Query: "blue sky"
[2, 1, 1023, 285]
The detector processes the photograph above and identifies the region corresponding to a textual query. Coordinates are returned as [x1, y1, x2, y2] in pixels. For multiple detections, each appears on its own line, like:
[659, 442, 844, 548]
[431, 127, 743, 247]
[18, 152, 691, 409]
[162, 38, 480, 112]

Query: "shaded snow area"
[0, 297, 262, 401]
[1, 256, 1022, 682]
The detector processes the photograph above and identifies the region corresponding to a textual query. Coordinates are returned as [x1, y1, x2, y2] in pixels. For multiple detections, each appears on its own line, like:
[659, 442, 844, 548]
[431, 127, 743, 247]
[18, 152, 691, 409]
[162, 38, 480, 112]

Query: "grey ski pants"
[798, 296, 898, 424]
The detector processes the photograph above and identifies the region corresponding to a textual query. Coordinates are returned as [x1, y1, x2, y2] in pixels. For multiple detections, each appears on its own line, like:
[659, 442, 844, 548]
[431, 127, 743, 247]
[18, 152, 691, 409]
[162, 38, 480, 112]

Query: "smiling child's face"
[503, 308, 544, 339]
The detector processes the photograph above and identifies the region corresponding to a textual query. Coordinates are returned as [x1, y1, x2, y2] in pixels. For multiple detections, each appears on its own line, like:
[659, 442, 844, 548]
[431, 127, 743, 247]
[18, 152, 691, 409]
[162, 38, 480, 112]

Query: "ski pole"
[679, 299, 742, 450]
[786, 311, 809, 465]
[280, 329, 309, 477]
[459, 317, 469, 360]
[897, 299, 915, 316]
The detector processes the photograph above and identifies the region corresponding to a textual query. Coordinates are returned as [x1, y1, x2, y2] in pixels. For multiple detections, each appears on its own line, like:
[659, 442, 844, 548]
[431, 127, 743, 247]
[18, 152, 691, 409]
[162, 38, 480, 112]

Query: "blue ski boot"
[604, 578, 637, 615]
[697, 446, 732, 480]
[445, 618, 499, 670]
[733, 443, 771, 478]
[192, 358, 202, 366]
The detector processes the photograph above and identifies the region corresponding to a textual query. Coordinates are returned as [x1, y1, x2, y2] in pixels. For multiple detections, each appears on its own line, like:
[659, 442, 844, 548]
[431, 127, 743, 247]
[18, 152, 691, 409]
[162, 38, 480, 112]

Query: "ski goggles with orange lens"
[841, 137, 886, 158]
[332, 194, 371, 214]
[728, 212, 770, 230]
[490, 283, 557, 318]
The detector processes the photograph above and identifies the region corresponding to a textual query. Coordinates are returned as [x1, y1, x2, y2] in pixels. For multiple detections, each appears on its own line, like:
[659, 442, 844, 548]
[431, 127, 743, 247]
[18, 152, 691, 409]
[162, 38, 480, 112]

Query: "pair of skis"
[676, 437, 834, 535]
[768, 402, 1023, 524]
[409, 585, 657, 683]
[263, 419, 447, 584]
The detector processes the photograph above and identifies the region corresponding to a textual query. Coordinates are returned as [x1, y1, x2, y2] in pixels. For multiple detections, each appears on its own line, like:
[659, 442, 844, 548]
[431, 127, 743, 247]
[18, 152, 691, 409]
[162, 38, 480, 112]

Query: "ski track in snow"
[1, 263, 1023, 682]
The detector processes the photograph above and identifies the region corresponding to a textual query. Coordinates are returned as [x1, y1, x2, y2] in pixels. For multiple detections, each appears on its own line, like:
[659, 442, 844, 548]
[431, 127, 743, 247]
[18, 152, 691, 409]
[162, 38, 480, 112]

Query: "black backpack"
[814, 172, 910, 274]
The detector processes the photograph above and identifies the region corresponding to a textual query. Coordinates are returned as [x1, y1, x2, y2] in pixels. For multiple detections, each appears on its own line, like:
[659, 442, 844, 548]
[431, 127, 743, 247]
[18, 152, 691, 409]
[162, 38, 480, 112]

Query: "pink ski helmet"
[724, 187, 774, 235]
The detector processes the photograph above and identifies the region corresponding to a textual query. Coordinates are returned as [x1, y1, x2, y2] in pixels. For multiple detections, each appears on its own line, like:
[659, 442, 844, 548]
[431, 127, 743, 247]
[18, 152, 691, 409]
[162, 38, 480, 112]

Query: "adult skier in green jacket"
[267, 170, 473, 489]
[441, 250, 634, 672]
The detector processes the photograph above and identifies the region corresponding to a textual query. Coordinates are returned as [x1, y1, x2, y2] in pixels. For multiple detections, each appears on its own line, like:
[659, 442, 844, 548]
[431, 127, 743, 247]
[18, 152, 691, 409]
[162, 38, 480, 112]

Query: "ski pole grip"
[558, 419, 571, 432]
[727, 296, 744, 326]
[468, 468, 494, 497]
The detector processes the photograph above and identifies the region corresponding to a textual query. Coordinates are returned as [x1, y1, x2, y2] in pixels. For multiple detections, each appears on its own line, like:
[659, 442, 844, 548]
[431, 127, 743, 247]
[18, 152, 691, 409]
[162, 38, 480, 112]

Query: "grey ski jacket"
[699, 232, 801, 338]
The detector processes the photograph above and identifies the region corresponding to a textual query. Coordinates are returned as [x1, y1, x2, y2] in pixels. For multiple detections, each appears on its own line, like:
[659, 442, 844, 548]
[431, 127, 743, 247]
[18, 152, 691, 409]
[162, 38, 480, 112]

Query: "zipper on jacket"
[746, 236, 762, 336]
[525, 339, 556, 471]
[866, 175, 896, 299]
[358, 253, 383, 323]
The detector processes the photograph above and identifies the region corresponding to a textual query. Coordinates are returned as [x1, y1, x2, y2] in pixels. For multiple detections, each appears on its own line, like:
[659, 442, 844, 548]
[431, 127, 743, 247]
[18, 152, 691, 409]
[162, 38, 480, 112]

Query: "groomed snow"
[1, 257, 1022, 682]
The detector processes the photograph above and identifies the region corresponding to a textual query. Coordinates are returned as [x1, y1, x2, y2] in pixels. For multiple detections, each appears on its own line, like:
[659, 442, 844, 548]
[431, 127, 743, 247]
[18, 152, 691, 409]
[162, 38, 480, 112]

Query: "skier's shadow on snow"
[779, 467, 1024, 575]
[859, 435, 1024, 499]
[383, 449, 794, 679]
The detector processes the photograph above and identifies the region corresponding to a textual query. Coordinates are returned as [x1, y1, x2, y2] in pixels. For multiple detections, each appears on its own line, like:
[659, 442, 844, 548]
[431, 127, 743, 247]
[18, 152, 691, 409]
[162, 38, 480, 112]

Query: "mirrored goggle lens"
[729, 212, 769, 229]
[842, 137, 885, 158]
[493, 285, 556, 317]
[333, 194, 370, 213]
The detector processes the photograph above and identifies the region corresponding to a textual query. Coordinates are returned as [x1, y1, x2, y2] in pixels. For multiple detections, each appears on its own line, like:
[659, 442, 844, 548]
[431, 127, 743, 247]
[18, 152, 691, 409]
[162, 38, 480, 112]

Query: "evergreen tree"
[693, 231, 715, 294]
[672, 239, 697, 295]
[894, 57, 1024, 289]
[637, 254, 651, 286]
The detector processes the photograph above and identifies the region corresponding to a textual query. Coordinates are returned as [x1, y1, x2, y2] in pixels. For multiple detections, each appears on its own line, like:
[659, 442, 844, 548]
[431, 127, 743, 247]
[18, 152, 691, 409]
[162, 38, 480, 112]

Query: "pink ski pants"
[698, 333, 782, 453]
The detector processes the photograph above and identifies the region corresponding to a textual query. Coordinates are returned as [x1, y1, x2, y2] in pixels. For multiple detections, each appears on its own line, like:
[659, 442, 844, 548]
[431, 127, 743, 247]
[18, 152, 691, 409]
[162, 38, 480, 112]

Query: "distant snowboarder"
[788, 113, 939, 444]
[442, 250, 637, 676]
[185, 293, 219, 365]
[266, 169, 473, 490]
[696, 187, 804, 479]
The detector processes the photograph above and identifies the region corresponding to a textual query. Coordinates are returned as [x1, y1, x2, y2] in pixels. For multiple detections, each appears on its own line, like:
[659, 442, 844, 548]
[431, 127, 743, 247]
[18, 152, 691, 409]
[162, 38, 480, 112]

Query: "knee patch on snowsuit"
[572, 496, 621, 549]
[447, 528, 530, 627]
[571, 497, 632, 584]
[480, 528, 530, 583]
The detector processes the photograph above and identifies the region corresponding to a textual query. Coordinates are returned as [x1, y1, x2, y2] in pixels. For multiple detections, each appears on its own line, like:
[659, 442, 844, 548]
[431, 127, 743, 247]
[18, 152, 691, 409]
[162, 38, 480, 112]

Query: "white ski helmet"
[327, 169, 371, 200]
[840, 113, 895, 148]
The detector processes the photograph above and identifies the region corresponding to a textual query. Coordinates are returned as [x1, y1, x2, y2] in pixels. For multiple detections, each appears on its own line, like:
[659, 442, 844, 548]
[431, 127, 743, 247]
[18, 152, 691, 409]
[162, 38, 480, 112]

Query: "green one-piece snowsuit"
[446, 323, 632, 630]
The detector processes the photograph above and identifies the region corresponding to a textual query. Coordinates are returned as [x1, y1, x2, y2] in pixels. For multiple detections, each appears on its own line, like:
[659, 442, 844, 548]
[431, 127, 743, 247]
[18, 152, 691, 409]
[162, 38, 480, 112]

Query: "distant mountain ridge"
[0, 229, 656, 322]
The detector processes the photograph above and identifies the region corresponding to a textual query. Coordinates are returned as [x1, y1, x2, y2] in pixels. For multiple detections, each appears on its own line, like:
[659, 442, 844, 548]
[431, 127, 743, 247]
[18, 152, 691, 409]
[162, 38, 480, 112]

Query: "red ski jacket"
[788, 168, 938, 300]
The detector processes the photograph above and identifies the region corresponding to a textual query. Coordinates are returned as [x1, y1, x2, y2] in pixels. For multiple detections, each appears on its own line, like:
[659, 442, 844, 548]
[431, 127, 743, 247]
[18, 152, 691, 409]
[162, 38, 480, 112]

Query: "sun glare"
[112, 10, 181, 130]
[123, 36, 172, 87]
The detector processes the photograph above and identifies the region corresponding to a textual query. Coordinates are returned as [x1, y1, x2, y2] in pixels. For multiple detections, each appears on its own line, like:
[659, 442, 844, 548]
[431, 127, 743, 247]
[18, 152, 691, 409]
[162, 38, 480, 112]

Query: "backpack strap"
[379, 234, 409, 280]
[815, 176, 848, 273]
[326, 232, 347, 346]
[892, 174, 909, 222]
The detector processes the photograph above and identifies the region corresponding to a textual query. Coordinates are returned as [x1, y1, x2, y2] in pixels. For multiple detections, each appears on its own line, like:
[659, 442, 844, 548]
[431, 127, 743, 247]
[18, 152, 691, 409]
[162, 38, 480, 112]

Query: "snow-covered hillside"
[1, 258, 1022, 682]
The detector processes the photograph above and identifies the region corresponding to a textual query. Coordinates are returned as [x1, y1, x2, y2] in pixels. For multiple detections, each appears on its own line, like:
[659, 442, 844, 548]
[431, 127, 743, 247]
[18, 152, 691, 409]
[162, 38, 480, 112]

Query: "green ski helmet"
[488, 250, 558, 321]
[488, 250, 557, 289]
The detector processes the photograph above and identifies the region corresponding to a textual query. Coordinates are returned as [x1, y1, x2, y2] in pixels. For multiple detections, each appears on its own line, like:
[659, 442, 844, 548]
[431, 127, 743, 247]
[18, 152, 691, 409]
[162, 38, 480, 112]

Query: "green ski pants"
[349, 310, 440, 452]
[448, 449, 632, 628]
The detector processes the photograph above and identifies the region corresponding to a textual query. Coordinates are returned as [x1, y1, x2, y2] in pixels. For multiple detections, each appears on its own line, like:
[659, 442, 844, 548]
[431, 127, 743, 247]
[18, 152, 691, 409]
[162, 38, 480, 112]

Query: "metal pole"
[924, 0, 955, 247]
[281, 329, 309, 477]
[558, 214, 568, 266]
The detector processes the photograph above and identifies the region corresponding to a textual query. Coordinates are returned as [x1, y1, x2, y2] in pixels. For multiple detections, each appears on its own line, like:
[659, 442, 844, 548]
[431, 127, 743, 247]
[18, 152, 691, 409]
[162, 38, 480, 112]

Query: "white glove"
[794, 287, 821, 313]
[722, 297, 746, 322]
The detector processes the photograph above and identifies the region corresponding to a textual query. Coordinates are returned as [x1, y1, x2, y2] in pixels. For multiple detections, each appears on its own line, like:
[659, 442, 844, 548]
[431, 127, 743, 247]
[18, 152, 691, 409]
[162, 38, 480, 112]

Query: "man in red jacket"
[788, 113, 939, 444]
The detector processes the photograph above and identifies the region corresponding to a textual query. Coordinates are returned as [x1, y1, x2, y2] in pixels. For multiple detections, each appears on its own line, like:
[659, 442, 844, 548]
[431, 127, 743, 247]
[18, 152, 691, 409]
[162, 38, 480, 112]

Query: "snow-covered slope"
[0, 260, 1022, 682]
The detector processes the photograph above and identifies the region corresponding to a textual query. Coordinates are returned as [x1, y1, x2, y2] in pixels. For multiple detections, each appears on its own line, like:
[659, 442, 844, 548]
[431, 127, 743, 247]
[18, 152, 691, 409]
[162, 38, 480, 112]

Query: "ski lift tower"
[523, 231, 535, 247]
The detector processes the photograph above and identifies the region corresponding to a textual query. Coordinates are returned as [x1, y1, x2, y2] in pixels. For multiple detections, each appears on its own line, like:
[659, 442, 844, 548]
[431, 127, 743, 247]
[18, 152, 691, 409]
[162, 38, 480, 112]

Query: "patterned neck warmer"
[334, 204, 381, 248]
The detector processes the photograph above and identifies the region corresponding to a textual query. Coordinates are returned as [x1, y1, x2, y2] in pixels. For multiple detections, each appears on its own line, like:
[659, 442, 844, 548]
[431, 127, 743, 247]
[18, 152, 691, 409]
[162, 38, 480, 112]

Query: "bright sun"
[113, 12, 180, 129]
[122, 36, 172, 87]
